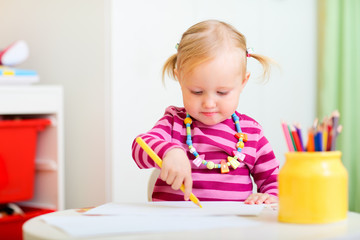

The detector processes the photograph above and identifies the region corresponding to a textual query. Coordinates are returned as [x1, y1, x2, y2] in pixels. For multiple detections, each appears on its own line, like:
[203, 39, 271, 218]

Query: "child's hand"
[244, 193, 278, 205]
[161, 148, 192, 201]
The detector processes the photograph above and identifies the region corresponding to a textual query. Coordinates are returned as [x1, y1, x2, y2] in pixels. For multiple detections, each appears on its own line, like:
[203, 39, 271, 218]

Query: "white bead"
[189, 147, 196, 153]
[193, 156, 203, 167]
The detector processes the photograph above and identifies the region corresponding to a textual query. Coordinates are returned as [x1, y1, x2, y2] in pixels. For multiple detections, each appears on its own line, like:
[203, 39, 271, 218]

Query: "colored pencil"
[291, 126, 303, 151]
[281, 121, 294, 151]
[326, 121, 333, 151]
[307, 128, 315, 152]
[282, 111, 342, 153]
[314, 129, 323, 151]
[295, 123, 305, 151]
[332, 125, 342, 151]
[287, 124, 297, 151]
[321, 121, 328, 152]
[136, 137, 202, 208]
[330, 110, 340, 151]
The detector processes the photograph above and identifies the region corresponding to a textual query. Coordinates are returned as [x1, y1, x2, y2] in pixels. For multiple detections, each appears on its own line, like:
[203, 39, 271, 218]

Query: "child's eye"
[217, 91, 228, 96]
[191, 91, 203, 95]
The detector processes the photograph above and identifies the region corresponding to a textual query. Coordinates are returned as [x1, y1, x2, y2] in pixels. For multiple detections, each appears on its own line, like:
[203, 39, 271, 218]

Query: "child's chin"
[200, 117, 222, 126]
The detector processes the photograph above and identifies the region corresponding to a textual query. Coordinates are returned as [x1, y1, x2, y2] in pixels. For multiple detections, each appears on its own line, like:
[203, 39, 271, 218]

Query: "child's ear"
[174, 68, 179, 81]
[241, 72, 251, 88]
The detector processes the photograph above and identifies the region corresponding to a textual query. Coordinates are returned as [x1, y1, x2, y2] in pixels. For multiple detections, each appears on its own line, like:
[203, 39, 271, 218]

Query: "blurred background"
[0, 0, 358, 213]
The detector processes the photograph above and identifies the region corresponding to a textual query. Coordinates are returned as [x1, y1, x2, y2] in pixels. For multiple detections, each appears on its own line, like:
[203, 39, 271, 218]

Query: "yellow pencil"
[322, 126, 328, 151]
[136, 137, 202, 208]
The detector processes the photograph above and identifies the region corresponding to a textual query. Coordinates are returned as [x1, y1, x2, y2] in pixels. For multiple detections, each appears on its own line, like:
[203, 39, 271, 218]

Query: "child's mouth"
[202, 112, 217, 117]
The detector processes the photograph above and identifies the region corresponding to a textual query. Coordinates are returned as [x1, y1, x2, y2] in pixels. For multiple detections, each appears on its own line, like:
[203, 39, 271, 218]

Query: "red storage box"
[0, 119, 51, 203]
[0, 206, 54, 240]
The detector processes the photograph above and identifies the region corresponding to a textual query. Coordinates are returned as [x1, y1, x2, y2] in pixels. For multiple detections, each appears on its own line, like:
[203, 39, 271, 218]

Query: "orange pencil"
[307, 128, 315, 152]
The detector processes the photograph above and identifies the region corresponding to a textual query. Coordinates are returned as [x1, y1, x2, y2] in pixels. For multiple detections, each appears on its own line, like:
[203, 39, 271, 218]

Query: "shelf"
[35, 159, 58, 171]
[0, 85, 64, 210]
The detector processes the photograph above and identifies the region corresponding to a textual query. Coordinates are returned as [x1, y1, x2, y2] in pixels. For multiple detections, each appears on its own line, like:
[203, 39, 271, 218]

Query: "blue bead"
[232, 114, 239, 121]
[186, 139, 192, 145]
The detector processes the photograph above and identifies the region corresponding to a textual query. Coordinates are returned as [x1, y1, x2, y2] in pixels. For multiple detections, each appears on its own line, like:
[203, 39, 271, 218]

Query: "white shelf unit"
[0, 85, 64, 210]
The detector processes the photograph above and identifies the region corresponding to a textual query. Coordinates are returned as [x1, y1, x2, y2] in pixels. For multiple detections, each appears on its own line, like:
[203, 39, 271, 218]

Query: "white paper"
[41, 214, 258, 237]
[41, 202, 264, 237]
[84, 201, 264, 216]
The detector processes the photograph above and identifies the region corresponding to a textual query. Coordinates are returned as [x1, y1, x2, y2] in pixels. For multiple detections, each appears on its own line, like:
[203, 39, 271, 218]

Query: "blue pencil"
[295, 124, 305, 152]
[314, 131, 323, 151]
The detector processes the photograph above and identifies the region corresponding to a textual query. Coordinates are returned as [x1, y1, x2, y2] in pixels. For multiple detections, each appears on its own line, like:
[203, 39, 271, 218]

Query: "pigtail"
[161, 20, 278, 84]
[248, 53, 276, 83]
[162, 54, 178, 82]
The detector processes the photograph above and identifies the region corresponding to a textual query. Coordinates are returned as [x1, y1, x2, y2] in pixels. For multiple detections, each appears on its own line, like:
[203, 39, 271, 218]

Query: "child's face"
[177, 49, 250, 125]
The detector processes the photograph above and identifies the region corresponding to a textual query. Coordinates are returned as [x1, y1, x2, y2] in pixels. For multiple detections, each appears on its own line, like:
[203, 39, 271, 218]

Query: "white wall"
[111, 0, 317, 202]
[0, 0, 110, 209]
[0, 0, 317, 206]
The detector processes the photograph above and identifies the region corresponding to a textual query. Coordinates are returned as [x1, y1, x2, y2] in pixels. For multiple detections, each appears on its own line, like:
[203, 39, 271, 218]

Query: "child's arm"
[132, 137, 192, 201]
[132, 135, 185, 169]
[131, 107, 192, 200]
[131, 108, 187, 169]
[245, 129, 279, 204]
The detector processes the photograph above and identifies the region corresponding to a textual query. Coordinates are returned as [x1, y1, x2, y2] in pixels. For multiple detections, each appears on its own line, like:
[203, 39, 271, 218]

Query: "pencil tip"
[332, 110, 340, 117]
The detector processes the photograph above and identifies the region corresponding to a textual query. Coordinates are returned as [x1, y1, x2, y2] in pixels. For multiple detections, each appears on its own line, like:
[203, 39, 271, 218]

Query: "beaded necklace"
[184, 113, 247, 174]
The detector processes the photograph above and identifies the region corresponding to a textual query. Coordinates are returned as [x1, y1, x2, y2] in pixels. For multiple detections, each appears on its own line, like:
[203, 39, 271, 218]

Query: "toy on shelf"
[0, 66, 39, 85]
[0, 40, 39, 85]
[0, 40, 29, 66]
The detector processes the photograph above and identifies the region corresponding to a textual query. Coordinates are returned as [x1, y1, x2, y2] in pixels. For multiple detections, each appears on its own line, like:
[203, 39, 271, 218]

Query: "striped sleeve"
[250, 128, 279, 197]
[131, 107, 186, 169]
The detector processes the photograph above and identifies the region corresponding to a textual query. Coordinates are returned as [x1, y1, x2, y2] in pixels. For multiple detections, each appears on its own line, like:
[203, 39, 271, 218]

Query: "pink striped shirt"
[132, 106, 279, 201]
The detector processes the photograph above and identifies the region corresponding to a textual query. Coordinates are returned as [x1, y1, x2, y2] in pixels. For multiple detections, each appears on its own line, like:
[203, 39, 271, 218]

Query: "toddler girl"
[132, 20, 279, 204]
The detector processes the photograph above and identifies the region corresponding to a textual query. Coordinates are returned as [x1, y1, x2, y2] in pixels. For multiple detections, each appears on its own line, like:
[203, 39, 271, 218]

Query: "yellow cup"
[278, 151, 348, 224]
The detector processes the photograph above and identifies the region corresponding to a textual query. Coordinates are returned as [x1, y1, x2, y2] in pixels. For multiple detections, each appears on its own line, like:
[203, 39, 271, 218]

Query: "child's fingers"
[165, 172, 176, 186]
[255, 193, 269, 204]
[245, 193, 273, 204]
[160, 168, 168, 182]
[244, 194, 257, 204]
[183, 176, 192, 201]
[171, 175, 183, 190]
[264, 195, 278, 204]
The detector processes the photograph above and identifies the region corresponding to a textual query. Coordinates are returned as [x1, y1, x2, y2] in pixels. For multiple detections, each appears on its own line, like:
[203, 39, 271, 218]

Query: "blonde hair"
[162, 20, 273, 82]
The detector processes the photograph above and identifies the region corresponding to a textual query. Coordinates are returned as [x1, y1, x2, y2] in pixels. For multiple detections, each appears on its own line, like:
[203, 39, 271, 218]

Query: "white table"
[23, 205, 360, 240]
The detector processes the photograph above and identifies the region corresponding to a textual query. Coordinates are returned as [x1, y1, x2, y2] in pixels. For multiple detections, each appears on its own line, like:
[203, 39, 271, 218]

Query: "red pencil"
[326, 123, 332, 151]
[291, 126, 303, 151]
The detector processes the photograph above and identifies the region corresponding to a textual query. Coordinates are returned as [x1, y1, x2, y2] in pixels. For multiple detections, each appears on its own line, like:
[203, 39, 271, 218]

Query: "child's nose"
[202, 96, 216, 108]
